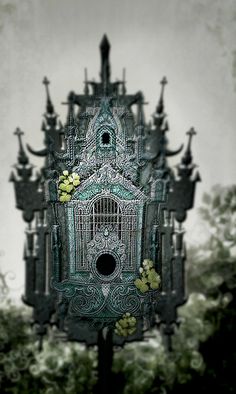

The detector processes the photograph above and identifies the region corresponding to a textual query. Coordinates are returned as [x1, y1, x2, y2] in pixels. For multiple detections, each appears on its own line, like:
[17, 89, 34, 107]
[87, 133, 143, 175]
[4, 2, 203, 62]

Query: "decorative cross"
[159, 76, 168, 104]
[42, 76, 51, 104]
[186, 127, 197, 150]
[160, 76, 168, 87]
[42, 76, 50, 87]
[14, 127, 24, 149]
[14, 127, 24, 137]
[13, 127, 29, 166]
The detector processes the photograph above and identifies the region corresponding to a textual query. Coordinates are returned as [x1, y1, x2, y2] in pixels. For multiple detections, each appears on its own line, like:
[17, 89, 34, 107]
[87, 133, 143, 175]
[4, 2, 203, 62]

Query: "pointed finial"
[100, 34, 110, 53]
[100, 34, 111, 89]
[181, 127, 197, 166]
[67, 94, 75, 125]
[84, 68, 89, 95]
[137, 93, 145, 127]
[14, 127, 29, 165]
[156, 76, 168, 114]
[122, 68, 126, 95]
[153, 77, 168, 130]
[63, 93, 77, 138]
[43, 76, 54, 115]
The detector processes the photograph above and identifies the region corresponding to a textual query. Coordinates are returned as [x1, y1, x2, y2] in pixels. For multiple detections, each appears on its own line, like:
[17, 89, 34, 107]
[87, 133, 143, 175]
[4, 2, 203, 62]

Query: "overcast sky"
[0, 0, 235, 301]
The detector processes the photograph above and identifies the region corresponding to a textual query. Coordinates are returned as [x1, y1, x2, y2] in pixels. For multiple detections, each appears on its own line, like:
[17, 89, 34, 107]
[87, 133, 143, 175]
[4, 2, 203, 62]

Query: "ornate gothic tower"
[11, 35, 200, 348]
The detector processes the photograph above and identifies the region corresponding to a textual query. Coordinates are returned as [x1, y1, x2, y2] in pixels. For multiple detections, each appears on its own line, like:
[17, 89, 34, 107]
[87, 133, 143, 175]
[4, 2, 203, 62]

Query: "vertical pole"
[96, 328, 114, 394]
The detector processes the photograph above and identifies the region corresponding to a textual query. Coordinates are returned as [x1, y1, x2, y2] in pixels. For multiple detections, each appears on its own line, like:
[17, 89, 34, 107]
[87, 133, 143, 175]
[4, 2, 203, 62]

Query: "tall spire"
[27, 77, 63, 158]
[64, 93, 77, 140]
[122, 68, 126, 95]
[153, 77, 168, 129]
[157, 76, 167, 115]
[181, 127, 197, 166]
[43, 76, 54, 115]
[14, 127, 29, 166]
[84, 68, 89, 95]
[149, 77, 183, 168]
[11, 127, 34, 185]
[67, 95, 75, 126]
[61, 95, 77, 167]
[137, 93, 145, 126]
[100, 34, 111, 90]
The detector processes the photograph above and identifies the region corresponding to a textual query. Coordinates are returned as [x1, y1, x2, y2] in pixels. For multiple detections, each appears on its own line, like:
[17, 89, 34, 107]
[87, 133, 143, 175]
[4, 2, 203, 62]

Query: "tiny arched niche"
[102, 132, 110, 145]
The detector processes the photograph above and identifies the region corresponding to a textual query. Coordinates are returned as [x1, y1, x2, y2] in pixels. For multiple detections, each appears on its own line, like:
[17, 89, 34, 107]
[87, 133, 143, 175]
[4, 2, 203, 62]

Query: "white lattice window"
[90, 197, 121, 237]
[75, 198, 138, 271]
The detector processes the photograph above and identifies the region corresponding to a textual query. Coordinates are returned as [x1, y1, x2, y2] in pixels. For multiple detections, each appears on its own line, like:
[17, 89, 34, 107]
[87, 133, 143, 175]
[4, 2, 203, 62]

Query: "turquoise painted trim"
[136, 204, 144, 271]
[77, 183, 135, 201]
[67, 205, 76, 275]
[110, 185, 134, 200]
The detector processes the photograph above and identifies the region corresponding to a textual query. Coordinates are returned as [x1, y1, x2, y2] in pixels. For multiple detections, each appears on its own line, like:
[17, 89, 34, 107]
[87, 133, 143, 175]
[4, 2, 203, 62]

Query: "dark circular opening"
[96, 254, 116, 276]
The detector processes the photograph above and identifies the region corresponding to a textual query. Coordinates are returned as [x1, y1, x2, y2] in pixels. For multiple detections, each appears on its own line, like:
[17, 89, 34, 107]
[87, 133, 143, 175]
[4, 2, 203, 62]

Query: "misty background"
[0, 0, 235, 301]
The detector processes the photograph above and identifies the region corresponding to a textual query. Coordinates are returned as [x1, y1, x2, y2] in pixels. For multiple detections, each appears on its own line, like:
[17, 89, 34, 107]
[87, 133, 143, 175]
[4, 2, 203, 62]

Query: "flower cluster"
[134, 259, 161, 293]
[115, 313, 137, 337]
[58, 170, 80, 203]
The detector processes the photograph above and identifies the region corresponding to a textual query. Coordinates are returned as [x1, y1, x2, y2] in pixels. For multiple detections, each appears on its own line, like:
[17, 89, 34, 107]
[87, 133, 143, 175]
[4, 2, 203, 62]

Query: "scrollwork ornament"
[108, 285, 141, 315]
[68, 285, 105, 316]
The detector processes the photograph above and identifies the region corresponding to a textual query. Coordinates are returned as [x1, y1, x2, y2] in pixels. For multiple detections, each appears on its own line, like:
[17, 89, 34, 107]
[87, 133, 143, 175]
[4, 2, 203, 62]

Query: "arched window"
[90, 197, 121, 237]
[102, 132, 110, 145]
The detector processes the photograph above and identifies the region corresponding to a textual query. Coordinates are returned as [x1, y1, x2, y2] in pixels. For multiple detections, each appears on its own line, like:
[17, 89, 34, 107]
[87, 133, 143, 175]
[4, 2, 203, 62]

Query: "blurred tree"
[0, 292, 96, 393]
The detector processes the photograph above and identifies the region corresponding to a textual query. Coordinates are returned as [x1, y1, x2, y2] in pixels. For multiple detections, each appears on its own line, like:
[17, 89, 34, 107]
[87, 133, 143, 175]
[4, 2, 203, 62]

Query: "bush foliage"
[1, 185, 235, 393]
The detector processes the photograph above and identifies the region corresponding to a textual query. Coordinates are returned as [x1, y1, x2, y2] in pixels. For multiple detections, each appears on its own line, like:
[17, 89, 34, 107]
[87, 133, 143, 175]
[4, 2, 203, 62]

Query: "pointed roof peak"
[43, 76, 54, 115]
[100, 34, 110, 50]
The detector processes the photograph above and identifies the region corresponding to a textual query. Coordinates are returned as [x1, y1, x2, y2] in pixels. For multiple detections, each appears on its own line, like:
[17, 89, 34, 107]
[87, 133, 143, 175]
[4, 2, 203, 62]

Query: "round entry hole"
[96, 254, 116, 276]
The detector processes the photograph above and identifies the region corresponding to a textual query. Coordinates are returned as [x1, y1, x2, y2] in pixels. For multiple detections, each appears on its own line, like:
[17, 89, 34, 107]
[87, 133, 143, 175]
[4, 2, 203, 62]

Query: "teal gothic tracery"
[11, 35, 200, 346]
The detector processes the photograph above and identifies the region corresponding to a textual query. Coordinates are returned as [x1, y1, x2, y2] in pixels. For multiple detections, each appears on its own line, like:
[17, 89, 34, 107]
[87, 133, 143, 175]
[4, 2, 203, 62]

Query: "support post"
[96, 328, 114, 394]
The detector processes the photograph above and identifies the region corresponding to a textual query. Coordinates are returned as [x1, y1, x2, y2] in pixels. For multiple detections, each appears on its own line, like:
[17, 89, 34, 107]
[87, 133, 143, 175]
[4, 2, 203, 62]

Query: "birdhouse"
[11, 35, 200, 347]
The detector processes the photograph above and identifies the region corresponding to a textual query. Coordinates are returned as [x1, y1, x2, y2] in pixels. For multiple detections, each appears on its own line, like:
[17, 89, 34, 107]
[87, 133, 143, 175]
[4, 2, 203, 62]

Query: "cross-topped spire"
[137, 92, 145, 129]
[160, 76, 168, 97]
[181, 127, 197, 166]
[186, 127, 197, 150]
[14, 127, 29, 166]
[43, 76, 54, 115]
[156, 76, 168, 114]
[153, 76, 168, 131]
